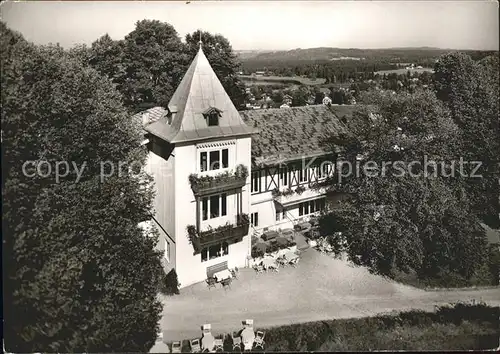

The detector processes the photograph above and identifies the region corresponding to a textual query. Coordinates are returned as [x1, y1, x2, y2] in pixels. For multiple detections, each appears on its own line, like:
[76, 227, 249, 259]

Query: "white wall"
[145, 149, 176, 271]
[173, 137, 252, 288]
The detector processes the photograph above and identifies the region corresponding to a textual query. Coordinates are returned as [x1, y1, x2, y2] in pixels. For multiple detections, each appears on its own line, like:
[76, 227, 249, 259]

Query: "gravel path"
[159, 248, 500, 342]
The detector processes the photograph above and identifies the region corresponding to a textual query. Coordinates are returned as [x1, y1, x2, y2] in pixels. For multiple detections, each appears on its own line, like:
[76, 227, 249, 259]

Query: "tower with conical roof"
[143, 44, 256, 287]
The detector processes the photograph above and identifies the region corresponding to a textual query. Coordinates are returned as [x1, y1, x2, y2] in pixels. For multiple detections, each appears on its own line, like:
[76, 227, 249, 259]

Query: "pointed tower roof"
[145, 46, 257, 144]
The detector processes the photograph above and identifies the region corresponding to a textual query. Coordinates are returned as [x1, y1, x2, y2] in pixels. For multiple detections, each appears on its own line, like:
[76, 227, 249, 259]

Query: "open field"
[375, 68, 434, 75]
[238, 75, 326, 86]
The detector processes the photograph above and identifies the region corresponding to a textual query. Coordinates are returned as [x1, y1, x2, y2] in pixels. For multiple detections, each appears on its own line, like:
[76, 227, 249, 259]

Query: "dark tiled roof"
[240, 105, 354, 167]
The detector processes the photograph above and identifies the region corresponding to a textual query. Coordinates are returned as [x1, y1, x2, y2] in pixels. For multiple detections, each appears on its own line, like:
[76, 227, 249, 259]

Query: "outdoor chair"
[171, 341, 182, 353]
[277, 257, 286, 267]
[190, 338, 201, 353]
[214, 335, 224, 352]
[206, 277, 217, 290]
[221, 277, 232, 290]
[254, 331, 265, 350]
[290, 258, 300, 267]
[231, 333, 242, 350]
[255, 264, 264, 274]
[230, 267, 239, 280]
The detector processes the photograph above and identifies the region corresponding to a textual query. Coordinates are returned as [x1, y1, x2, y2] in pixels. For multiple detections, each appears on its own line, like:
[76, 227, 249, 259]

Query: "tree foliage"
[83, 22, 245, 111]
[322, 89, 488, 281]
[434, 52, 500, 227]
[2, 24, 164, 352]
[185, 30, 247, 109]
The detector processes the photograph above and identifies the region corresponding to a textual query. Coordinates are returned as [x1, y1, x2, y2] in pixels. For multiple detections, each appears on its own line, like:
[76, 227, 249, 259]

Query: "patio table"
[284, 252, 299, 262]
[213, 269, 232, 282]
[201, 333, 215, 352]
[281, 229, 295, 240]
[276, 236, 289, 246]
[261, 258, 277, 270]
[262, 230, 278, 241]
[298, 222, 312, 231]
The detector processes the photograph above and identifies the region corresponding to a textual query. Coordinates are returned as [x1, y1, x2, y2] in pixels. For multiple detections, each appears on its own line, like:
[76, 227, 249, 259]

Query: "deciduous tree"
[2, 24, 164, 352]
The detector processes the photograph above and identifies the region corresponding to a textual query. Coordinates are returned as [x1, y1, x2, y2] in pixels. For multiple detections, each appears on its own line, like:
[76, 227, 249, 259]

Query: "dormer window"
[203, 107, 222, 127]
[166, 105, 177, 125]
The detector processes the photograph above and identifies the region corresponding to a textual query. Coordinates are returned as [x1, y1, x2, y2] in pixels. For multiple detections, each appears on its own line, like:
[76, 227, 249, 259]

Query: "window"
[202, 198, 208, 221]
[303, 201, 309, 215]
[207, 113, 219, 126]
[280, 167, 288, 186]
[222, 149, 229, 169]
[251, 212, 259, 227]
[200, 151, 208, 172]
[164, 239, 170, 262]
[298, 198, 326, 217]
[200, 148, 229, 172]
[299, 166, 308, 183]
[221, 193, 227, 216]
[202, 194, 227, 220]
[251, 171, 260, 193]
[201, 241, 229, 262]
[210, 195, 220, 218]
[209, 150, 220, 170]
[203, 107, 222, 127]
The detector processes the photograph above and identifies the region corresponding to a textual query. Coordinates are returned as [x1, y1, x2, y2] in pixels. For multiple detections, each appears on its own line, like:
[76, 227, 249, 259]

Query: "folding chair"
[254, 331, 265, 350]
[231, 333, 242, 350]
[221, 277, 232, 290]
[214, 334, 224, 352]
[171, 341, 182, 353]
[255, 264, 265, 274]
[190, 338, 201, 353]
[206, 277, 217, 290]
[230, 267, 239, 280]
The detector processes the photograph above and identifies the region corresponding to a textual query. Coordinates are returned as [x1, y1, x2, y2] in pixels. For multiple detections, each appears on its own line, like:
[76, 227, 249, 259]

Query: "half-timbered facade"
[136, 45, 352, 288]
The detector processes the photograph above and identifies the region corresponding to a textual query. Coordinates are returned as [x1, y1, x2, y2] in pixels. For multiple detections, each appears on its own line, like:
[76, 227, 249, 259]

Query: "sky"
[1, 1, 498, 51]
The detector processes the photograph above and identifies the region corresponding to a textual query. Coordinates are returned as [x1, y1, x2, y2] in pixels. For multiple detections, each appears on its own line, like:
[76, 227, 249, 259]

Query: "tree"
[321, 89, 487, 281]
[185, 30, 246, 109]
[331, 90, 344, 105]
[314, 91, 324, 104]
[2, 24, 164, 352]
[291, 87, 309, 107]
[88, 34, 126, 86]
[434, 52, 500, 227]
[118, 20, 189, 110]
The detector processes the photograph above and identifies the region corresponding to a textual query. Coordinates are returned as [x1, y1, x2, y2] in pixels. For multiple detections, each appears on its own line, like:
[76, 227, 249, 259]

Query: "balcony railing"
[273, 185, 327, 206]
[187, 214, 250, 254]
[189, 164, 248, 196]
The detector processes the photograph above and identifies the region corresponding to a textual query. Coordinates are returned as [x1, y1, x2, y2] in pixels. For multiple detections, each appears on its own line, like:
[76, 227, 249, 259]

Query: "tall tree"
[434, 52, 500, 227]
[2, 24, 163, 352]
[119, 20, 189, 110]
[185, 30, 247, 109]
[322, 89, 487, 281]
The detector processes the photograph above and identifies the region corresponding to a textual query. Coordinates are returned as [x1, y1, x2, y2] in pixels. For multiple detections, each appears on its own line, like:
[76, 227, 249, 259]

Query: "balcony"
[189, 164, 248, 197]
[273, 185, 327, 206]
[187, 214, 250, 254]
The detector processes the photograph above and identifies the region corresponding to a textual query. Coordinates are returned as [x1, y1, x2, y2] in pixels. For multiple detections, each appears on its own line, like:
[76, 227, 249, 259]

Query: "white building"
[136, 45, 351, 288]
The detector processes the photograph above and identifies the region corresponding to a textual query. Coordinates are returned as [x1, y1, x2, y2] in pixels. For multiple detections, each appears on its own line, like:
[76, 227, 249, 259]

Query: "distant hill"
[236, 47, 496, 63]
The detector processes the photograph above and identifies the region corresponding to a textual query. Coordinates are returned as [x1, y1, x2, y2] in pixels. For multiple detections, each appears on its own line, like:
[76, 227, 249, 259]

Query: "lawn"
[161, 302, 499, 352]
[247, 302, 499, 351]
